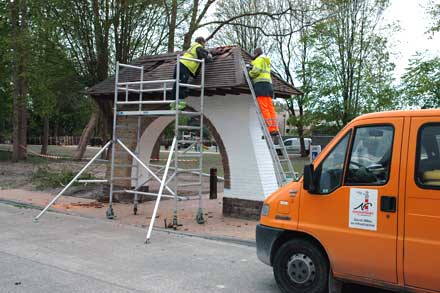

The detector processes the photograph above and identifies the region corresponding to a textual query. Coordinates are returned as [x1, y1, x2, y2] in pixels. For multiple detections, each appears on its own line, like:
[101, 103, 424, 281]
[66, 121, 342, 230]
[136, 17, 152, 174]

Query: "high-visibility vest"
[180, 42, 203, 76]
[249, 55, 272, 84]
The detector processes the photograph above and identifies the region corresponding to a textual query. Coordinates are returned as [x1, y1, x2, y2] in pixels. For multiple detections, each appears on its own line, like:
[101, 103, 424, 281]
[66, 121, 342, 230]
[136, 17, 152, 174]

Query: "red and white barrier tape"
[19, 145, 198, 162]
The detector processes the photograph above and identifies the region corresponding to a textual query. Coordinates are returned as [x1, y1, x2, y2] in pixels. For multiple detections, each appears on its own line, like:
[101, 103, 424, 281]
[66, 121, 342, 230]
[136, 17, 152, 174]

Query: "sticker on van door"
[349, 188, 378, 231]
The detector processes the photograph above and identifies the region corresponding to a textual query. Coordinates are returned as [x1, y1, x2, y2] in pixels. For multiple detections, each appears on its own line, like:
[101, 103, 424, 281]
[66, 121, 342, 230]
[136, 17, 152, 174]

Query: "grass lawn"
[0, 144, 101, 159]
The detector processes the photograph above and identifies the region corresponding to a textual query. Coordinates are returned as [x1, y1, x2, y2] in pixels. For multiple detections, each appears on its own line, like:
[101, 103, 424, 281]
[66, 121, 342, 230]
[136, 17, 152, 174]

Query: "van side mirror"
[303, 164, 316, 193]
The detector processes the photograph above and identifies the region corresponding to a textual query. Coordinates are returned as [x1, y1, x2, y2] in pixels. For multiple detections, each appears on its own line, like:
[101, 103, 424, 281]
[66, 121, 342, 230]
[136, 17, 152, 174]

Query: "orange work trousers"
[257, 96, 279, 134]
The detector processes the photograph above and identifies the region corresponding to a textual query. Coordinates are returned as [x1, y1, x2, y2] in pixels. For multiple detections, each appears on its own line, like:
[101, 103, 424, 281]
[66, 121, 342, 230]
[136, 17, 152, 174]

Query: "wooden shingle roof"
[86, 46, 302, 99]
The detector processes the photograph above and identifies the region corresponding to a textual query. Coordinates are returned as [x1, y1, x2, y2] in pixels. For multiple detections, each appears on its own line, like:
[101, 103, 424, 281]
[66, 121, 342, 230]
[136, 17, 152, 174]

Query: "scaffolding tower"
[34, 55, 207, 236]
[107, 55, 206, 226]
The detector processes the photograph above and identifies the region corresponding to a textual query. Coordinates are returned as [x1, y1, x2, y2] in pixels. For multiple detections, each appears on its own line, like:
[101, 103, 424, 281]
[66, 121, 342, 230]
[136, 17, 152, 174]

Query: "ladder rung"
[177, 182, 202, 187]
[112, 190, 128, 194]
[112, 177, 139, 180]
[117, 110, 201, 116]
[180, 111, 202, 116]
[178, 140, 199, 144]
[117, 110, 176, 116]
[116, 100, 173, 105]
[178, 125, 201, 130]
[180, 83, 201, 89]
[117, 79, 175, 86]
[118, 87, 172, 94]
[178, 153, 202, 158]
[177, 169, 202, 173]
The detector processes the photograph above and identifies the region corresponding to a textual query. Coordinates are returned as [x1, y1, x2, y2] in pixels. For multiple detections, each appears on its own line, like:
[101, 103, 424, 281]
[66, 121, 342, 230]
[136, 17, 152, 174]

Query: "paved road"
[0, 203, 390, 293]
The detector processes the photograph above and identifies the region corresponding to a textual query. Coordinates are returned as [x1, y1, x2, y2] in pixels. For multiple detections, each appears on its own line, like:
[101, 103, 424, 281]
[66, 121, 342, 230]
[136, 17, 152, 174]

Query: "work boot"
[170, 101, 186, 110]
[271, 131, 280, 145]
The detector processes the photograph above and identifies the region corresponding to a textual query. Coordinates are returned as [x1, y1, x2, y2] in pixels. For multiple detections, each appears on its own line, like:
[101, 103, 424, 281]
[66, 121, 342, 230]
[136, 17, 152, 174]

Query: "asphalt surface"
[0, 203, 391, 293]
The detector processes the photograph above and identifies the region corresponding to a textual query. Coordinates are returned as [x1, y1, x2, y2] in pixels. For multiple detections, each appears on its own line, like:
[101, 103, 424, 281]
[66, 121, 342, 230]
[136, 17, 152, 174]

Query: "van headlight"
[261, 204, 270, 216]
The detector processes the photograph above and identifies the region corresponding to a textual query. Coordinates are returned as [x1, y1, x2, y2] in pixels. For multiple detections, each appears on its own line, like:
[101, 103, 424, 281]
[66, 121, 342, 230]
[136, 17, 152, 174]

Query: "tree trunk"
[11, 0, 28, 162]
[73, 110, 98, 160]
[167, 0, 177, 53]
[299, 137, 307, 157]
[40, 115, 49, 155]
[183, 32, 193, 50]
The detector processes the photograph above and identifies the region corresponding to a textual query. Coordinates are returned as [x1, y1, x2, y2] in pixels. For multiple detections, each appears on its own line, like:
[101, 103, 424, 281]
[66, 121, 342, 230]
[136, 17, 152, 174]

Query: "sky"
[197, 0, 439, 81]
[383, 0, 440, 80]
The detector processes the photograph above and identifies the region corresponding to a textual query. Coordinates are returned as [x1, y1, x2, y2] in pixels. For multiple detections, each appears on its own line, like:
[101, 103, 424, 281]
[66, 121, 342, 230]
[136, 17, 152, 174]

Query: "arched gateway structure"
[87, 46, 302, 219]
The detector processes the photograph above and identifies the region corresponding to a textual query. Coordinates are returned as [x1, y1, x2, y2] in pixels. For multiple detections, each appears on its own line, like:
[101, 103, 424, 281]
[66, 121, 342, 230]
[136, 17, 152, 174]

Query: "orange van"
[256, 110, 440, 293]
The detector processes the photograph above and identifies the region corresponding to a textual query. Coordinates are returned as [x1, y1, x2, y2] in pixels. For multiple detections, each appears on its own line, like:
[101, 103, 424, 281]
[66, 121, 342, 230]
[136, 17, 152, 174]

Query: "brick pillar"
[100, 104, 163, 203]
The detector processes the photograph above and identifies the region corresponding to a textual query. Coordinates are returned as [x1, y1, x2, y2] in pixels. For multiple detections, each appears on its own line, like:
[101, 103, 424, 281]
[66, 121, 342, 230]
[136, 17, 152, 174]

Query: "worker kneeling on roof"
[249, 48, 279, 136]
[170, 36, 212, 110]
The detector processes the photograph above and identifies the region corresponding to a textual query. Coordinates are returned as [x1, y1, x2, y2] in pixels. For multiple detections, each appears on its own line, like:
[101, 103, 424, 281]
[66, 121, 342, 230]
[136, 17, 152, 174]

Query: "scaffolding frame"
[35, 55, 207, 239]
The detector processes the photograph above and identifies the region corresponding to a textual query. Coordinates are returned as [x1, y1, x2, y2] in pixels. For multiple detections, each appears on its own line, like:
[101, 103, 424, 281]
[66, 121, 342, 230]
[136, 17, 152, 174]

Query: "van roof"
[353, 109, 440, 122]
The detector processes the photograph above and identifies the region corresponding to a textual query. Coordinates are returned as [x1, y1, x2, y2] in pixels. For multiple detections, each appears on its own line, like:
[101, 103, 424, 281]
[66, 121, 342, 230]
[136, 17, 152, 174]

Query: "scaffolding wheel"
[133, 205, 138, 215]
[196, 208, 205, 224]
[106, 206, 115, 219]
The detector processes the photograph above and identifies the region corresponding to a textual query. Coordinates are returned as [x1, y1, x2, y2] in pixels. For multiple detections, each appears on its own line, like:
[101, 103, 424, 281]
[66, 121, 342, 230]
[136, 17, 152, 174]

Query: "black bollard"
[209, 168, 218, 199]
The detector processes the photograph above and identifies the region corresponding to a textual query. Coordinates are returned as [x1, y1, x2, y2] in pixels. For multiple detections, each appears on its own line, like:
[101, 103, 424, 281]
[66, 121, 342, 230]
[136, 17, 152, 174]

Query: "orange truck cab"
[256, 110, 440, 293]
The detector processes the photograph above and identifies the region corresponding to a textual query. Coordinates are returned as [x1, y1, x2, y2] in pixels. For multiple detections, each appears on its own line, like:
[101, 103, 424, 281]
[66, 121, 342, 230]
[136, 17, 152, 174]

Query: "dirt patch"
[0, 189, 257, 241]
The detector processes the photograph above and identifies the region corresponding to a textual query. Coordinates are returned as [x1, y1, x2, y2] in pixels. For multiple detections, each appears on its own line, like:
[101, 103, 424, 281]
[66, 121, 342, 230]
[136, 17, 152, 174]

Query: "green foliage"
[426, 0, 440, 36]
[0, 0, 91, 140]
[32, 165, 94, 189]
[307, 0, 397, 128]
[401, 54, 440, 108]
[0, 150, 12, 161]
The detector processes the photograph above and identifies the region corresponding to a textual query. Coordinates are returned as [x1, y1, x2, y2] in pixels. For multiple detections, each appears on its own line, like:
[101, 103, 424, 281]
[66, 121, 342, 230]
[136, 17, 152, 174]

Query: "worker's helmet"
[252, 47, 263, 59]
[195, 37, 206, 46]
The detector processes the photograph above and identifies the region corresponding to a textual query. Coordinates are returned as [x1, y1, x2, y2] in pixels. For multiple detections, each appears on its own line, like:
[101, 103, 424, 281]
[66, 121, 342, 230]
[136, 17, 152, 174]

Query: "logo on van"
[349, 188, 378, 231]
[354, 191, 373, 211]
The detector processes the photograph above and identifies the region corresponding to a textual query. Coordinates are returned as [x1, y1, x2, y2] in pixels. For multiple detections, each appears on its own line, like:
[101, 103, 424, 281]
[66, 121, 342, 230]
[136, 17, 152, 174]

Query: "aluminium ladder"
[35, 55, 206, 234]
[239, 58, 298, 186]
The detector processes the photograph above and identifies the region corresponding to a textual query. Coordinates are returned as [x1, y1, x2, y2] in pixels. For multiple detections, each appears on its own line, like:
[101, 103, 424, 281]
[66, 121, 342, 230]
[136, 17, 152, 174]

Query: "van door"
[404, 118, 440, 291]
[299, 118, 403, 284]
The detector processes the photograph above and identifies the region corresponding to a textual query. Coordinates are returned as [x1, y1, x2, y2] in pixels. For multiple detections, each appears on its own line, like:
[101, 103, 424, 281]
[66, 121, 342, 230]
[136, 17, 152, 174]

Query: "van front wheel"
[273, 239, 329, 293]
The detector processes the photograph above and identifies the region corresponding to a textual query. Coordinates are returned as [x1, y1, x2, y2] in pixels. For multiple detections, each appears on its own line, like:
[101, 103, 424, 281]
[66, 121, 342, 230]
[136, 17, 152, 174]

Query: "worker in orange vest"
[248, 48, 279, 136]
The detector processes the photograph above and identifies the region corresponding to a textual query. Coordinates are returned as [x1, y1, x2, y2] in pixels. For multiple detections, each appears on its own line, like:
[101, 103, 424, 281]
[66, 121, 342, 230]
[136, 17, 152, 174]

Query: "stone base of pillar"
[98, 185, 155, 203]
[222, 197, 263, 220]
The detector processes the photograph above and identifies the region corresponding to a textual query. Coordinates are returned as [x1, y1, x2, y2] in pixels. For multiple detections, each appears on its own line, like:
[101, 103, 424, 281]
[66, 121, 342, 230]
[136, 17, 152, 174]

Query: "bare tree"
[211, 0, 273, 52]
